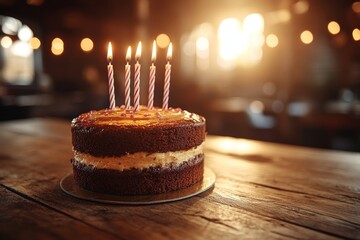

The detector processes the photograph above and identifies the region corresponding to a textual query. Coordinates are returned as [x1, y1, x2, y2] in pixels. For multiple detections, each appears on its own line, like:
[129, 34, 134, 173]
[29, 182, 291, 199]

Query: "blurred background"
[0, 0, 359, 151]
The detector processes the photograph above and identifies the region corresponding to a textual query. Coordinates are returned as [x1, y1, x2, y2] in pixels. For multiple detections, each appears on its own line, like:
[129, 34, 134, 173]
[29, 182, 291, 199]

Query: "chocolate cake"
[71, 106, 206, 195]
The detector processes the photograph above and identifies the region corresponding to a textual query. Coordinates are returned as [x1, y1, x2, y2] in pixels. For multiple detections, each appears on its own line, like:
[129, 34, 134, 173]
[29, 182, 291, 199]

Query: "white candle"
[134, 41, 142, 111]
[107, 42, 116, 109]
[125, 46, 131, 110]
[162, 42, 172, 110]
[148, 40, 157, 109]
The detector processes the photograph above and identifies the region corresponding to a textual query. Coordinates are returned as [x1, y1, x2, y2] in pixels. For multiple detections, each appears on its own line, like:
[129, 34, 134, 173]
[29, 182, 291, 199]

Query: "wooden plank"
[0, 185, 119, 240]
[1, 119, 360, 239]
[1, 175, 340, 240]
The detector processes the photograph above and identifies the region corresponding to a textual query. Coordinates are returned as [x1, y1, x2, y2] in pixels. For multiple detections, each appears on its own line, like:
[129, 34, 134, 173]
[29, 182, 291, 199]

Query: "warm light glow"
[243, 13, 264, 33]
[126, 46, 131, 62]
[29, 37, 41, 49]
[353, 28, 360, 41]
[11, 40, 33, 57]
[107, 42, 113, 62]
[80, 38, 93, 52]
[300, 30, 313, 44]
[1, 36, 13, 48]
[196, 37, 209, 52]
[328, 21, 340, 35]
[156, 33, 170, 49]
[213, 138, 258, 155]
[2, 17, 21, 35]
[266, 34, 279, 48]
[218, 18, 245, 61]
[51, 37, 64, 55]
[167, 42, 172, 61]
[268, 9, 291, 24]
[195, 37, 210, 70]
[135, 41, 142, 61]
[249, 100, 264, 114]
[151, 40, 156, 63]
[18, 25, 33, 42]
[293, 0, 309, 14]
[218, 16, 264, 67]
[352, 1, 360, 13]
[183, 41, 195, 56]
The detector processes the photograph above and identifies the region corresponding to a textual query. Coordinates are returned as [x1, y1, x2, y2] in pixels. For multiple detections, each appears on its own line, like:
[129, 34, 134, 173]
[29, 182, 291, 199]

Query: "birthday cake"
[71, 106, 206, 195]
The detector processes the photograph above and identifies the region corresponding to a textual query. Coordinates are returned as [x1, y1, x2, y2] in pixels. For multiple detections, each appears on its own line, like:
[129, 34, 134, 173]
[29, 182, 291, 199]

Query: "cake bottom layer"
[71, 154, 204, 195]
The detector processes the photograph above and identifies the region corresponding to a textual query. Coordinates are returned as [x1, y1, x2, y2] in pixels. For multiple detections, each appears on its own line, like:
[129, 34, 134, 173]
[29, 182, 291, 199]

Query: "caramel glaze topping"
[72, 105, 204, 128]
[71, 105, 206, 157]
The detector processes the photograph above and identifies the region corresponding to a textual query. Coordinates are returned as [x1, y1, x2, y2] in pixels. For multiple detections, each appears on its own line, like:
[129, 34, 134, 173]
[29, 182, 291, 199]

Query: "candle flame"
[151, 40, 157, 63]
[107, 42, 113, 63]
[167, 42, 172, 62]
[135, 41, 142, 61]
[126, 46, 131, 62]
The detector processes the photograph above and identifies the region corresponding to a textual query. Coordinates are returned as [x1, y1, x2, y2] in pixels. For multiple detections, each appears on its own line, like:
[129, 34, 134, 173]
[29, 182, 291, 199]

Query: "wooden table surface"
[1, 118, 360, 240]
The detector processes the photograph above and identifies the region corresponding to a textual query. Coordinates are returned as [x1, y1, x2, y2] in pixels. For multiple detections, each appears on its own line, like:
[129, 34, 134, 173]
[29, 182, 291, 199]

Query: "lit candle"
[125, 46, 131, 110]
[107, 42, 116, 109]
[134, 41, 142, 111]
[148, 40, 157, 109]
[162, 42, 172, 110]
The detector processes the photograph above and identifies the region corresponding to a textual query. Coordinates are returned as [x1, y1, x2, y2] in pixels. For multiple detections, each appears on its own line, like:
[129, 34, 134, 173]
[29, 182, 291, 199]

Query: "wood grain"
[0, 118, 360, 240]
[0, 185, 119, 240]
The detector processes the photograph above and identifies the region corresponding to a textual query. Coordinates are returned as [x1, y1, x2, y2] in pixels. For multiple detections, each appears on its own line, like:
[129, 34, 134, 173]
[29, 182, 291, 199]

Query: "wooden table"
[1, 118, 360, 240]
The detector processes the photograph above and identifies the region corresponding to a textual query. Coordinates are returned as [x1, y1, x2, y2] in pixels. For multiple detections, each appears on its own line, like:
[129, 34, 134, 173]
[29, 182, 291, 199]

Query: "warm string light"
[125, 46, 132, 110]
[134, 41, 142, 111]
[107, 42, 116, 109]
[162, 43, 172, 110]
[148, 40, 157, 109]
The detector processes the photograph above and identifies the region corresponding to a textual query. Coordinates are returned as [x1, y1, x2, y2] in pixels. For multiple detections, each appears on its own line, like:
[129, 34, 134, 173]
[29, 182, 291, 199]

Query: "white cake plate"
[60, 167, 216, 205]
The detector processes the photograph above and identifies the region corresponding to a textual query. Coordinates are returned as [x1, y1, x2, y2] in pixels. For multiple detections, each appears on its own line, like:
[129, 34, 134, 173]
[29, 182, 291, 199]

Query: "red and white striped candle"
[107, 42, 116, 109]
[134, 41, 142, 111]
[162, 42, 172, 110]
[125, 46, 131, 110]
[148, 40, 157, 109]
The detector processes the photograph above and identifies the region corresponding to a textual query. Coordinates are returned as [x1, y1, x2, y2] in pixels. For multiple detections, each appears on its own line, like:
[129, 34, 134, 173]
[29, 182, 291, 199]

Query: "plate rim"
[60, 167, 216, 205]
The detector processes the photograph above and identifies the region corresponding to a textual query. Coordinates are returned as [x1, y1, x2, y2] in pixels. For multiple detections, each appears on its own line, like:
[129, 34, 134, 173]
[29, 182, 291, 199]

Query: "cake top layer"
[72, 105, 205, 128]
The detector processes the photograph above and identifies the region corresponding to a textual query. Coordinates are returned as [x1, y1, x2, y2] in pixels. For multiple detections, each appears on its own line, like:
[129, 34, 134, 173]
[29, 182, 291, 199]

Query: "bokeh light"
[328, 21, 340, 35]
[300, 30, 313, 44]
[352, 28, 360, 41]
[293, 0, 309, 14]
[196, 37, 209, 52]
[51, 37, 64, 55]
[80, 38, 94, 52]
[18, 25, 33, 42]
[29, 37, 41, 49]
[243, 13, 264, 34]
[218, 18, 244, 61]
[156, 34, 170, 49]
[266, 34, 279, 48]
[249, 100, 264, 114]
[2, 17, 21, 35]
[1, 36, 13, 48]
[352, 1, 360, 13]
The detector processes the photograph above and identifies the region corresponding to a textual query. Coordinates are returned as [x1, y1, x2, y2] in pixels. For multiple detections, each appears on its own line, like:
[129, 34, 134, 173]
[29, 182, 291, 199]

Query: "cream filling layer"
[73, 143, 204, 171]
